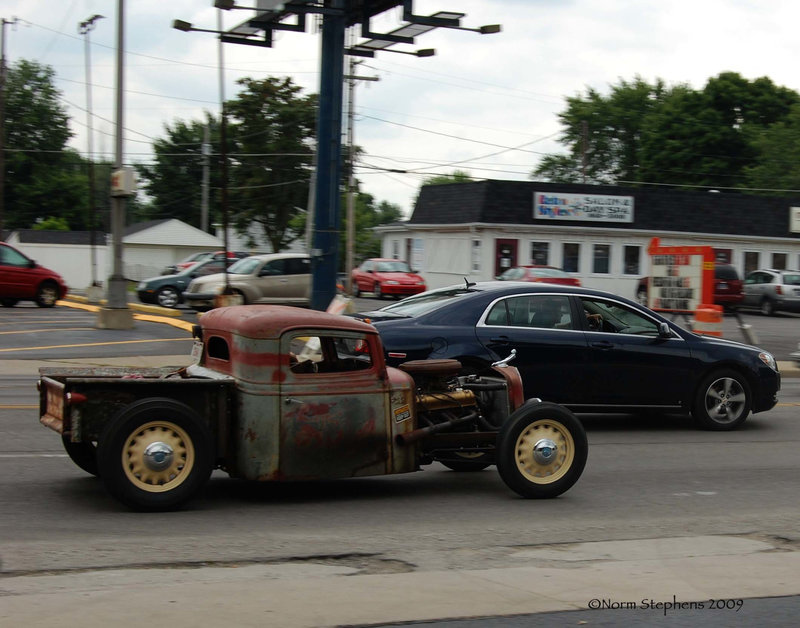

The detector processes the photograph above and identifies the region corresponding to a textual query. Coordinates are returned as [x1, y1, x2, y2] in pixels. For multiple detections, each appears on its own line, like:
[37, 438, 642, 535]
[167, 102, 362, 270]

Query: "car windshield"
[376, 286, 479, 317]
[227, 257, 259, 274]
[375, 261, 411, 272]
[783, 273, 800, 286]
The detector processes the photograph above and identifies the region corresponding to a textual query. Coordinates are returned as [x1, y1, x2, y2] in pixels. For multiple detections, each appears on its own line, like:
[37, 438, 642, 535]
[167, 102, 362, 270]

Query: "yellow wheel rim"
[513, 419, 575, 484]
[121, 421, 195, 492]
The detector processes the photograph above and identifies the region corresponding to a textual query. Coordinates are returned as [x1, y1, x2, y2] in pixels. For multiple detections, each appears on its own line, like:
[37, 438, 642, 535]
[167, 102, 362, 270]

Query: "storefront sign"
[534, 192, 634, 223]
[646, 238, 714, 313]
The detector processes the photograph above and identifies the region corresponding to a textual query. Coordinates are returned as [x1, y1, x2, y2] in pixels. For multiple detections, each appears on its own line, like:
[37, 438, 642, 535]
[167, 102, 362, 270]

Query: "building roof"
[9, 229, 101, 245]
[408, 180, 800, 240]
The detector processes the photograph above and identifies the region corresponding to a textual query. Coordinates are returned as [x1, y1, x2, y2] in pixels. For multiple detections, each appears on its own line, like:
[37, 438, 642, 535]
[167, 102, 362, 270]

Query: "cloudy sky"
[4, 0, 800, 218]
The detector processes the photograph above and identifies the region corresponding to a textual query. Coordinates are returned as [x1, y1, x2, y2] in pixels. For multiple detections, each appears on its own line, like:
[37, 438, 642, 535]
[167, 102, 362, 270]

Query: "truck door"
[279, 331, 390, 479]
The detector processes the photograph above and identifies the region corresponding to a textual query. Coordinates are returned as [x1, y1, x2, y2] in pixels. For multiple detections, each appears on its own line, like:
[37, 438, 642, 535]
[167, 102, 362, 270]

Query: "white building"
[376, 181, 800, 301]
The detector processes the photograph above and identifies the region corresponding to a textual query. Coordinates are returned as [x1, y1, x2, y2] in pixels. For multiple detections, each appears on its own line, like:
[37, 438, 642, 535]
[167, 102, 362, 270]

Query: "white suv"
[743, 269, 800, 315]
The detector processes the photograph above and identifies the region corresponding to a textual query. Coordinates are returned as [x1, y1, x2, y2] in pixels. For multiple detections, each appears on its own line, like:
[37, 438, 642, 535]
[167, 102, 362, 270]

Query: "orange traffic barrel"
[694, 303, 723, 337]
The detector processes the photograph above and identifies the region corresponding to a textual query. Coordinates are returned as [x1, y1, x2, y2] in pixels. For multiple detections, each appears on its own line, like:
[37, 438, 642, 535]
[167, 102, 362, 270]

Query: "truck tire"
[97, 398, 213, 511]
[62, 435, 99, 476]
[496, 401, 588, 499]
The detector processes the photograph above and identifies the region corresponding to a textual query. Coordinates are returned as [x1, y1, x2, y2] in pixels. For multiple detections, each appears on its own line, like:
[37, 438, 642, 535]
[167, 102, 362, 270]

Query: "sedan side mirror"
[658, 322, 672, 338]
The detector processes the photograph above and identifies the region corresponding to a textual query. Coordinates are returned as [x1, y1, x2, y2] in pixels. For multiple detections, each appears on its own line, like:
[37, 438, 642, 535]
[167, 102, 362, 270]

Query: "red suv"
[637, 263, 744, 310]
[0, 242, 68, 307]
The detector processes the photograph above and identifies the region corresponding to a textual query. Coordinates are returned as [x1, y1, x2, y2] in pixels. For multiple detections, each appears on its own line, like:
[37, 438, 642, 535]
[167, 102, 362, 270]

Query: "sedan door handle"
[590, 341, 614, 350]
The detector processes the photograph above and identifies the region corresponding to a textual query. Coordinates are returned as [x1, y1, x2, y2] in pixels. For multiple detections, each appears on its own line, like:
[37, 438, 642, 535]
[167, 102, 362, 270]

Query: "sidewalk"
[2, 535, 800, 626]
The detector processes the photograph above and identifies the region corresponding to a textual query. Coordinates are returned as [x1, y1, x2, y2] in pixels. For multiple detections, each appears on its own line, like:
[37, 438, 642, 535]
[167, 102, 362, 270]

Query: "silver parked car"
[743, 269, 800, 315]
[183, 253, 310, 311]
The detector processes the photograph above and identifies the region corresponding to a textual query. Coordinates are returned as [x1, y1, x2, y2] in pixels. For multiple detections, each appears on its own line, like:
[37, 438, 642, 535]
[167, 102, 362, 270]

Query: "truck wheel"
[440, 452, 491, 472]
[692, 369, 751, 431]
[62, 435, 99, 476]
[496, 402, 588, 499]
[97, 399, 213, 511]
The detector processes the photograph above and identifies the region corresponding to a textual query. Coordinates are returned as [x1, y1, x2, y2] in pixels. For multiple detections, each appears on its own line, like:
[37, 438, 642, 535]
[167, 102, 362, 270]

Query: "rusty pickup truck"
[38, 305, 588, 510]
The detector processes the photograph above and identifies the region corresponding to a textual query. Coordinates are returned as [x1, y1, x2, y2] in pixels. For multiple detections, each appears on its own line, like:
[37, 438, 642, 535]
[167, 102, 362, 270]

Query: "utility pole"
[343, 57, 378, 294]
[201, 123, 210, 232]
[97, 0, 133, 329]
[0, 17, 18, 238]
[79, 14, 104, 302]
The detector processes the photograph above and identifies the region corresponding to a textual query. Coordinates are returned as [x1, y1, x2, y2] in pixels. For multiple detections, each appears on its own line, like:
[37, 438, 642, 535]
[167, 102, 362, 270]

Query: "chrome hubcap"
[532, 438, 558, 465]
[143, 442, 174, 471]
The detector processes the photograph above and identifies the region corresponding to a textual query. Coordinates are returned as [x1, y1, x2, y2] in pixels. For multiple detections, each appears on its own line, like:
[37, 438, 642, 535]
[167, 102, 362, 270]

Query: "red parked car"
[497, 265, 582, 286]
[0, 242, 68, 307]
[636, 263, 744, 310]
[351, 258, 426, 299]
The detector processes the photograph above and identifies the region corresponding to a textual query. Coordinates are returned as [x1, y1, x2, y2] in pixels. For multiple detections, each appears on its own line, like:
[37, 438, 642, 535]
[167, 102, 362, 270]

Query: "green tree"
[290, 190, 403, 269]
[2, 60, 88, 229]
[745, 103, 800, 191]
[226, 76, 317, 252]
[420, 170, 474, 186]
[534, 73, 800, 189]
[136, 114, 221, 228]
[532, 77, 667, 184]
[638, 73, 799, 187]
[32, 216, 70, 230]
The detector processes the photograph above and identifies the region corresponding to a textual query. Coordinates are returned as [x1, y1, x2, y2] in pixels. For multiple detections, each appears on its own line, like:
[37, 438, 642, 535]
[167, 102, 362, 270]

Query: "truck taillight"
[776, 286, 783, 295]
[66, 392, 88, 406]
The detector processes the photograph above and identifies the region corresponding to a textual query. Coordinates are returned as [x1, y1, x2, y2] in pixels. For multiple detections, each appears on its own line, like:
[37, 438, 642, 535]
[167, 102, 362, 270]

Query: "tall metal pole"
[201, 123, 210, 232]
[79, 15, 104, 293]
[310, 0, 346, 311]
[345, 56, 356, 295]
[217, 8, 231, 294]
[109, 0, 126, 307]
[97, 0, 132, 328]
[343, 58, 378, 295]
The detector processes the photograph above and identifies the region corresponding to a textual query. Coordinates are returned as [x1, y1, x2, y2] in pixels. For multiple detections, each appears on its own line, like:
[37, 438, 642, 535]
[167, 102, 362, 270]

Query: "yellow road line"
[0, 337, 191, 353]
[0, 328, 95, 335]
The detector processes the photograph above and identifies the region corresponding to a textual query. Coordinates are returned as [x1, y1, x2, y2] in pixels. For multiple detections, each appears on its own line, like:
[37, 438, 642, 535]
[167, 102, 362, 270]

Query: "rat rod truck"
[38, 305, 588, 511]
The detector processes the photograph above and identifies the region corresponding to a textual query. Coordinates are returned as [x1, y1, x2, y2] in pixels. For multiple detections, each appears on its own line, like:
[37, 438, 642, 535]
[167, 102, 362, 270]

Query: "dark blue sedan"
[355, 282, 780, 430]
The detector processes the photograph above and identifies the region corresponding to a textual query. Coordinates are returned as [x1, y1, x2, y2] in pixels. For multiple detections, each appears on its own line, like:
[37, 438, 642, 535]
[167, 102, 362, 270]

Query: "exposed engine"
[395, 359, 512, 449]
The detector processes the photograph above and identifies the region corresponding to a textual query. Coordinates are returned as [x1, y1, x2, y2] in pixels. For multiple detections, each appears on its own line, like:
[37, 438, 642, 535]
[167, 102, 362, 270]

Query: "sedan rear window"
[377, 287, 477, 318]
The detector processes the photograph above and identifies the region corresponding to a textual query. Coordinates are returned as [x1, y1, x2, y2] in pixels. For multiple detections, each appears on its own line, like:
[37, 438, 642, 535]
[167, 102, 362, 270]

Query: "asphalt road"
[2, 298, 800, 626]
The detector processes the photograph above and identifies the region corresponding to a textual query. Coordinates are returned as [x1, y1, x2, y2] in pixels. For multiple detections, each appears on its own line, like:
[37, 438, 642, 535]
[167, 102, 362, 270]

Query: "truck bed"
[39, 365, 235, 442]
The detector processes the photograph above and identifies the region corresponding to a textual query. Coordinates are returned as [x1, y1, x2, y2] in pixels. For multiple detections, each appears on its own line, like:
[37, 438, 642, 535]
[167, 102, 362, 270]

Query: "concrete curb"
[58, 297, 195, 333]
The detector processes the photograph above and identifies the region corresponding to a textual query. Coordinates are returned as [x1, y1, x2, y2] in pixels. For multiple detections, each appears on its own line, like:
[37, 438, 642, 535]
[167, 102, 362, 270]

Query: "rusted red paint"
[244, 427, 258, 442]
[201, 305, 375, 340]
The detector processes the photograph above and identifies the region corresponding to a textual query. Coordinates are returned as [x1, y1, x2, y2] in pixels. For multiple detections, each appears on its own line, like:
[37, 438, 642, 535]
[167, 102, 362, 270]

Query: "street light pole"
[79, 14, 104, 301]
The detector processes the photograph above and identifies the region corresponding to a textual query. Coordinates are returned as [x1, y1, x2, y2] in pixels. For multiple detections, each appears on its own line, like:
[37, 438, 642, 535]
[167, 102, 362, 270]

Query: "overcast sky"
[4, 0, 800, 219]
